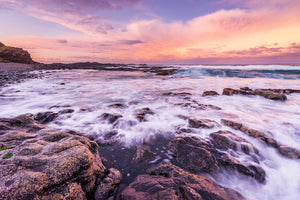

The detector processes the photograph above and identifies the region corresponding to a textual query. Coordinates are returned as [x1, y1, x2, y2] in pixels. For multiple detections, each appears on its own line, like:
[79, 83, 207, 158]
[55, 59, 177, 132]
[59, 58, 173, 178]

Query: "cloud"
[57, 39, 68, 44]
[118, 39, 144, 45]
[0, 0, 142, 35]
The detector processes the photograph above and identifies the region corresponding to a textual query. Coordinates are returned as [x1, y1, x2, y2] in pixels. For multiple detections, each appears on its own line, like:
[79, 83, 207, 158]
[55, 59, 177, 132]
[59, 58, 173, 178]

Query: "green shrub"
[2, 152, 13, 159]
[0, 146, 12, 151]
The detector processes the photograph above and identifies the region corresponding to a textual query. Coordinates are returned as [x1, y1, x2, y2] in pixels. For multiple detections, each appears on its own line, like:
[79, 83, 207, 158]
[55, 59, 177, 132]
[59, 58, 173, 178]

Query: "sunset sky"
[1, 0, 300, 64]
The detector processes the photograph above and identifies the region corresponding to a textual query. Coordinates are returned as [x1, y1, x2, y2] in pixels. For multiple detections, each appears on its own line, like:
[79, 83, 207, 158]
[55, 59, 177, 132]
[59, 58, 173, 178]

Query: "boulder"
[167, 136, 265, 183]
[0, 114, 121, 199]
[202, 91, 220, 97]
[120, 162, 245, 200]
[210, 130, 259, 155]
[34, 111, 58, 124]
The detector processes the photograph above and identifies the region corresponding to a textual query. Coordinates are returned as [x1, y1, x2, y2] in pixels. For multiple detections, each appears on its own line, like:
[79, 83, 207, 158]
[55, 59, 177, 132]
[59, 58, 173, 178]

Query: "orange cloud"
[2, 0, 300, 63]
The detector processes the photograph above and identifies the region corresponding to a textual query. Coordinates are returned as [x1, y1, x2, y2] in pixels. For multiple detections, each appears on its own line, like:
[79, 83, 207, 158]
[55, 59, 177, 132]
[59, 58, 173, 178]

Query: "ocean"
[1, 64, 300, 200]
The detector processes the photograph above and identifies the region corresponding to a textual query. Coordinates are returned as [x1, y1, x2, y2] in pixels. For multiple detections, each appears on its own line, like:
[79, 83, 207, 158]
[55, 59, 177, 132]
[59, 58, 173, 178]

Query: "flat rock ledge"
[0, 114, 121, 200]
[120, 162, 245, 200]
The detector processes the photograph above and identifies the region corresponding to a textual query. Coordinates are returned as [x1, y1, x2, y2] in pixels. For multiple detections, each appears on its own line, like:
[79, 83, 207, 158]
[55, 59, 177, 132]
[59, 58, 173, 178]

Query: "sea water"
[0, 65, 299, 200]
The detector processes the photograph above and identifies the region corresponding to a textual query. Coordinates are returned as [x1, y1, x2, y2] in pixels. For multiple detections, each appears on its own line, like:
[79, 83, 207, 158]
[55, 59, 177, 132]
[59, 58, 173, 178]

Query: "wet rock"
[202, 90, 219, 97]
[175, 125, 193, 134]
[0, 115, 121, 199]
[278, 145, 300, 159]
[175, 102, 221, 110]
[134, 145, 156, 163]
[167, 137, 219, 173]
[253, 88, 300, 95]
[58, 109, 74, 115]
[120, 162, 245, 200]
[167, 136, 266, 182]
[188, 118, 220, 129]
[222, 87, 288, 101]
[34, 111, 58, 124]
[95, 168, 122, 200]
[222, 88, 252, 96]
[210, 130, 259, 155]
[104, 130, 118, 139]
[162, 92, 192, 97]
[109, 103, 127, 109]
[221, 119, 277, 147]
[100, 113, 123, 124]
[135, 108, 154, 122]
[253, 89, 287, 101]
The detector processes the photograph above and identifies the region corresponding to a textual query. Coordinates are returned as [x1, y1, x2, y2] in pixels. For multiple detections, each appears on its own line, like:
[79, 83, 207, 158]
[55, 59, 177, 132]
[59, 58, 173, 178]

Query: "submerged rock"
[175, 102, 221, 110]
[188, 118, 220, 129]
[34, 111, 58, 124]
[120, 162, 246, 200]
[167, 136, 265, 183]
[135, 107, 154, 122]
[134, 144, 156, 163]
[100, 113, 123, 124]
[0, 114, 121, 199]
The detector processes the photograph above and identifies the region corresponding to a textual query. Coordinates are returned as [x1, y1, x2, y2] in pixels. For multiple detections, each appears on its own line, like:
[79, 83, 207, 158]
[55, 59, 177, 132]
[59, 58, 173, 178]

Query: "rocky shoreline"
[1, 63, 300, 199]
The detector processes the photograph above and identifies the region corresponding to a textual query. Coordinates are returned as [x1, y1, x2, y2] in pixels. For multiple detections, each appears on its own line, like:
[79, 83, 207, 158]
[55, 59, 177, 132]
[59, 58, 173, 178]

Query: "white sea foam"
[0, 66, 300, 199]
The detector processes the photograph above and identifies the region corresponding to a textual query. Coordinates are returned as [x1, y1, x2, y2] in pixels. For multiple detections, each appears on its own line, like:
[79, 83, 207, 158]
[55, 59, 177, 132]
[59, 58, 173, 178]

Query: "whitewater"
[0, 65, 299, 200]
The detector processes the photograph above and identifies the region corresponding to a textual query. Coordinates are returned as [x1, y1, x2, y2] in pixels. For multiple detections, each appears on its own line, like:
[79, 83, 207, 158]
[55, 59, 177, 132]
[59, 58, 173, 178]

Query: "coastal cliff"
[0, 42, 34, 64]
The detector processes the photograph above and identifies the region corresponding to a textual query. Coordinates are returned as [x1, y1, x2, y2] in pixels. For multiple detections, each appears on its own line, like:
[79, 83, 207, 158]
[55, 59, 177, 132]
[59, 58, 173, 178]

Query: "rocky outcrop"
[0, 43, 34, 64]
[222, 87, 288, 101]
[0, 42, 4, 47]
[202, 90, 219, 96]
[120, 162, 245, 200]
[167, 136, 265, 183]
[0, 114, 121, 199]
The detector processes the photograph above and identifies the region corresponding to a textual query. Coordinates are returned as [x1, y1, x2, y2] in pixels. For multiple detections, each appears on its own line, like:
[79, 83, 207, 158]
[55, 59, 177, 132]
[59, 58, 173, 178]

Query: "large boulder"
[120, 162, 245, 200]
[210, 130, 259, 155]
[167, 136, 265, 183]
[0, 114, 121, 199]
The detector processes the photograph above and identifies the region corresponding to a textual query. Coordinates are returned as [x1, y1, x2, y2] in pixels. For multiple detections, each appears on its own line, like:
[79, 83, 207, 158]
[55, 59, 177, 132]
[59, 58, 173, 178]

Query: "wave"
[173, 66, 300, 79]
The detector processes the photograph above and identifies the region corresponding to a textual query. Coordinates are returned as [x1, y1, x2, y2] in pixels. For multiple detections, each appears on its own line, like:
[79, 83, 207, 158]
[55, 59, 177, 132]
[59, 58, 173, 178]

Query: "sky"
[0, 0, 300, 64]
